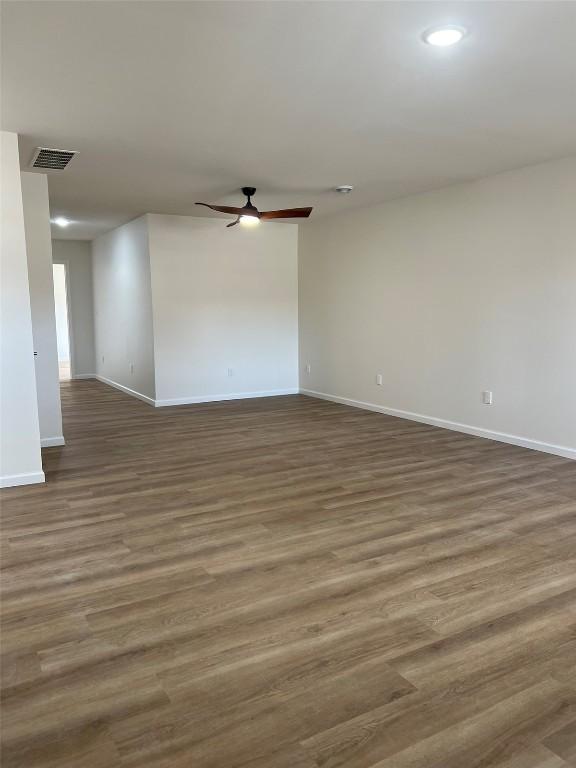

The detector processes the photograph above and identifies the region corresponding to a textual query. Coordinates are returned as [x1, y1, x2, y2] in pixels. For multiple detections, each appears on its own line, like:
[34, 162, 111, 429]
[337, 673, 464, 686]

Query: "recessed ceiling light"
[52, 217, 70, 227]
[335, 185, 354, 194]
[423, 26, 467, 47]
[240, 214, 260, 227]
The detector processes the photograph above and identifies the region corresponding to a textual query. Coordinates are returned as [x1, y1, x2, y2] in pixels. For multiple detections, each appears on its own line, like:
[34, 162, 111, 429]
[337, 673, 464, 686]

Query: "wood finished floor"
[1, 379, 576, 768]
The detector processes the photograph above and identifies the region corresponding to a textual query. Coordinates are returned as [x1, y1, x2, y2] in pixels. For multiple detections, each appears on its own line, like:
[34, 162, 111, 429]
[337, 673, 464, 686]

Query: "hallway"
[1, 380, 575, 767]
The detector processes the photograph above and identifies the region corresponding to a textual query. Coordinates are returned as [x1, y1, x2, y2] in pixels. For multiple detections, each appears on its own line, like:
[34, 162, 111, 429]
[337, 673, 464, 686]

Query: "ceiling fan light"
[240, 215, 260, 227]
[423, 26, 466, 46]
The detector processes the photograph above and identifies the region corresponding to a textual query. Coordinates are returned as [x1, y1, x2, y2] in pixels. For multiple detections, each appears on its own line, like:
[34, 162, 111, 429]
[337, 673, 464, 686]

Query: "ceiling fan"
[196, 187, 312, 228]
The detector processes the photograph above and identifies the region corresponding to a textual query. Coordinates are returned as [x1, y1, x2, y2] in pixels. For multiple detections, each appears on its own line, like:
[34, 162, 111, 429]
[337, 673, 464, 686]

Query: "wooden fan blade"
[259, 207, 313, 220]
[196, 203, 248, 216]
[227, 218, 240, 228]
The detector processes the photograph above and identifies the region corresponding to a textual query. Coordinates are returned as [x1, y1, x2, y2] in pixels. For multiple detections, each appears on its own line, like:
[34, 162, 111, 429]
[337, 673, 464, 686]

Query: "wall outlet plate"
[482, 390, 493, 405]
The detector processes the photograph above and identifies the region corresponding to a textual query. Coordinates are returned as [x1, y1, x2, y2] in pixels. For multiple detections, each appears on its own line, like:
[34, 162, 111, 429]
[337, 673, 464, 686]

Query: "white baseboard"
[41, 436, 65, 448]
[71, 373, 96, 380]
[80, 377, 298, 408]
[155, 388, 300, 408]
[300, 389, 576, 461]
[0, 471, 45, 488]
[96, 375, 156, 406]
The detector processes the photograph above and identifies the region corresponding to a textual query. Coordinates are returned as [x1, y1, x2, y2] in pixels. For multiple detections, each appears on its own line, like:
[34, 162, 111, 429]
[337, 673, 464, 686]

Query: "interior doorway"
[52, 263, 72, 381]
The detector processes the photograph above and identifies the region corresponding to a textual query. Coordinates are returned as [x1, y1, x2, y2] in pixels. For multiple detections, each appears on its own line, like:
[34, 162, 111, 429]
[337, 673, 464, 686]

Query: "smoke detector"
[335, 185, 354, 194]
[30, 147, 78, 170]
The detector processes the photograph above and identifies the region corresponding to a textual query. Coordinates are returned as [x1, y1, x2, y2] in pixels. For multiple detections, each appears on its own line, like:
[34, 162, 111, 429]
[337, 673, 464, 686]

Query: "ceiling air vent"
[30, 147, 78, 170]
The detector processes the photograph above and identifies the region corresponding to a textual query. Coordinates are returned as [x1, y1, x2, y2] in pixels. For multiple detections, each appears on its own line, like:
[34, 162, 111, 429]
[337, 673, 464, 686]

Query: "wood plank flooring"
[1, 379, 576, 767]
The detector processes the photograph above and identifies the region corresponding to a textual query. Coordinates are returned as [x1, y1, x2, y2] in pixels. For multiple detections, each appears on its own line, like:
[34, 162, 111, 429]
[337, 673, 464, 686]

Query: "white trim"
[0, 471, 45, 488]
[62, 259, 75, 379]
[155, 388, 300, 408]
[96, 375, 156, 406]
[96, 377, 298, 408]
[300, 389, 576, 461]
[41, 436, 65, 447]
[52, 260, 76, 379]
[71, 373, 96, 380]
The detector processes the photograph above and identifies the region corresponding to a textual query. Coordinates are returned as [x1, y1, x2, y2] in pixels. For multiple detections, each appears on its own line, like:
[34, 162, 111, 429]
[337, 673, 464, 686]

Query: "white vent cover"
[30, 147, 77, 170]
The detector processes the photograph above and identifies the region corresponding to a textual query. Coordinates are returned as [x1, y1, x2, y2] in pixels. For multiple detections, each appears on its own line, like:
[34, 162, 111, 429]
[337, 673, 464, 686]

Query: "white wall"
[0, 132, 44, 486]
[52, 264, 70, 362]
[92, 216, 156, 401]
[21, 171, 64, 446]
[148, 215, 299, 405]
[52, 239, 95, 377]
[299, 157, 576, 459]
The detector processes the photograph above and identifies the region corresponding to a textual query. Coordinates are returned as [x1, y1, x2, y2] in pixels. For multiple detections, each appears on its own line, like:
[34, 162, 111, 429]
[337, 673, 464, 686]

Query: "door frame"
[53, 260, 75, 380]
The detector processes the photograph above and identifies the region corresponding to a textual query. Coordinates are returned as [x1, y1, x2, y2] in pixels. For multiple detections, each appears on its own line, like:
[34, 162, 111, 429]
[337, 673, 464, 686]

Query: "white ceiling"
[2, 1, 576, 240]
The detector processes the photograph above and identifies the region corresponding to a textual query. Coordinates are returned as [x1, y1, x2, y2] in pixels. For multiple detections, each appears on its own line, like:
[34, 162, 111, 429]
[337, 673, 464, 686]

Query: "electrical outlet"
[130, 363, 134, 375]
[227, 367, 234, 377]
[482, 390, 493, 405]
[305, 364, 311, 374]
[101, 355, 105, 364]
[376, 374, 383, 386]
